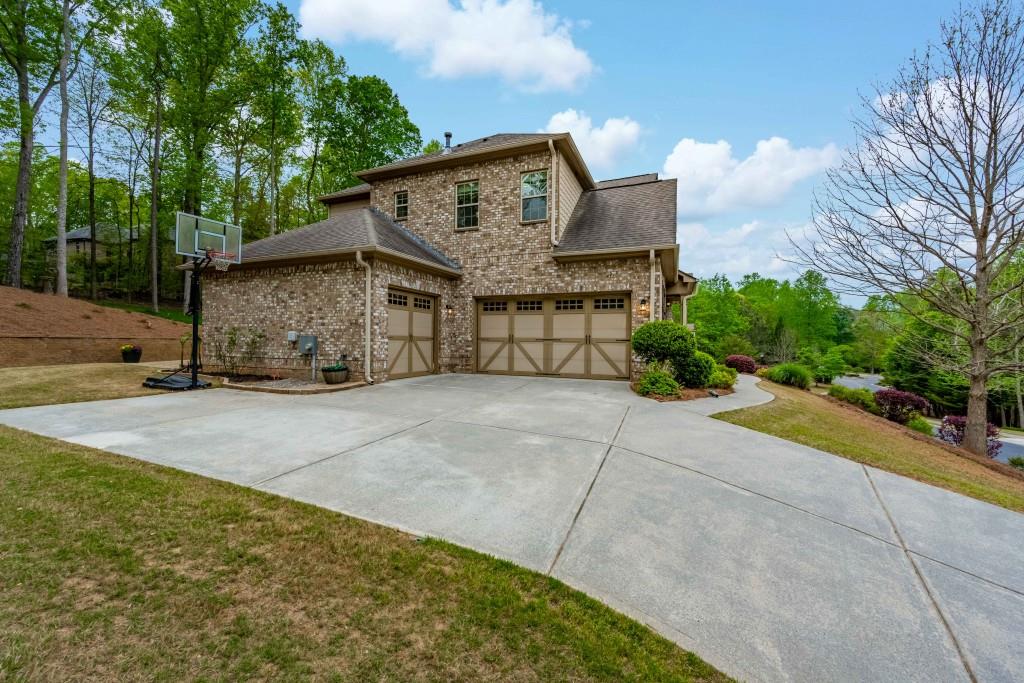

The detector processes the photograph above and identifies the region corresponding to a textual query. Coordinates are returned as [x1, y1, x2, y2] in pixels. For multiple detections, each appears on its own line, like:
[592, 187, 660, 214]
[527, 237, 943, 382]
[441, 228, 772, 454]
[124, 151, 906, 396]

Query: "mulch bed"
[630, 384, 735, 402]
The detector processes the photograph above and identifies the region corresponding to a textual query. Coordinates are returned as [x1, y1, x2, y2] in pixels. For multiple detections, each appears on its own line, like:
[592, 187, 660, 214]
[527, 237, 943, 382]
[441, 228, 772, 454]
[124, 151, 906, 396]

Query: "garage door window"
[555, 299, 583, 311]
[413, 296, 432, 310]
[516, 300, 543, 311]
[388, 292, 408, 306]
[482, 301, 507, 312]
[594, 297, 625, 309]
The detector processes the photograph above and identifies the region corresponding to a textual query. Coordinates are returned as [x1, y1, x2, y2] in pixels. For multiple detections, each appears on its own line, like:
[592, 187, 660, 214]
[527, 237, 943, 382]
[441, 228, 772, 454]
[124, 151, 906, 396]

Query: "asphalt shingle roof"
[317, 183, 371, 202]
[555, 177, 677, 253]
[241, 207, 459, 271]
[359, 134, 556, 177]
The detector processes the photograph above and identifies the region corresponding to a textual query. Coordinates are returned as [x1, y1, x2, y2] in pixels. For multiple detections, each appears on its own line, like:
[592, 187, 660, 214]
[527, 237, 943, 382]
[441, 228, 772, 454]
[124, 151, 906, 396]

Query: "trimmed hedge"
[765, 363, 813, 389]
[708, 364, 737, 389]
[724, 354, 756, 374]
[636, 364, 680, 397]
[631, 321, 695, 363]
[676, 350, 715, 389]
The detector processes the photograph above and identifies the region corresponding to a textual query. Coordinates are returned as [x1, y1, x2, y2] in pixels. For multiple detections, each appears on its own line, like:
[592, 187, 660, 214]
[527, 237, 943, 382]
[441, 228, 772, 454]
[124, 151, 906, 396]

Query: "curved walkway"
[1, 374, 1021, 681]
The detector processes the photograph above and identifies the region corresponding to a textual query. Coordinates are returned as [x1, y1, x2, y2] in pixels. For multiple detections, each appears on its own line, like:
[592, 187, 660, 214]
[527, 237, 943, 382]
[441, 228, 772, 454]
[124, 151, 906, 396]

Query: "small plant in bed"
[874, 388, 929, 425]
[938, 415, 1003, 458]
[120, 343, 142, 363]
[906, 415, 934, 435]
[724, 354, 756, 374]
[708, 363, 737, 389]
[765, 363, 813, 389]
[1009, 456, 1024, 471]
[635, 363, 680, 397]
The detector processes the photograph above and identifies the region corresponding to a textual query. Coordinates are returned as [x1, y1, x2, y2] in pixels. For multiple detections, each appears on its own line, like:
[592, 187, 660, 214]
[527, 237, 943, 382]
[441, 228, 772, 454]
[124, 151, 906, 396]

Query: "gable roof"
[240, 207, 460, 275]
[555, 177, 678, 254]
[317, 183, 371, 204]
[594, 173, 659, 190]
[355, 132, 596, 189]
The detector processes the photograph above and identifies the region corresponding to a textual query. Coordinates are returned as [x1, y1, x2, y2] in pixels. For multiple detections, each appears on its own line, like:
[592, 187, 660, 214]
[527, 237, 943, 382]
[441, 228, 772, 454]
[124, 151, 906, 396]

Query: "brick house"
[204, 132, 697, 382]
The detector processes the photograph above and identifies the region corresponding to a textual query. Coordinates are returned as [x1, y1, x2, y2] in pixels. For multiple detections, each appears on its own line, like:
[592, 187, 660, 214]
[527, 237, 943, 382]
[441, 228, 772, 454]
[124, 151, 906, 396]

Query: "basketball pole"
[189, 255, 203, 389]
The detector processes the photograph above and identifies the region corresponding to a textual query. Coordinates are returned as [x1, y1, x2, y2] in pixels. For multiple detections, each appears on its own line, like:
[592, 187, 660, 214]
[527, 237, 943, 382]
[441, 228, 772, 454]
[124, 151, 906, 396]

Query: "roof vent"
[443, 131, 452, 154]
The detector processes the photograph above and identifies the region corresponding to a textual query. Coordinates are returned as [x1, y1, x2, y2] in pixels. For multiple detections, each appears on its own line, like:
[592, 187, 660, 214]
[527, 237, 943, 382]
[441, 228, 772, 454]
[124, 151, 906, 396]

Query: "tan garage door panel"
[387, 289, 436, 379]
[476, 294, 630, 380]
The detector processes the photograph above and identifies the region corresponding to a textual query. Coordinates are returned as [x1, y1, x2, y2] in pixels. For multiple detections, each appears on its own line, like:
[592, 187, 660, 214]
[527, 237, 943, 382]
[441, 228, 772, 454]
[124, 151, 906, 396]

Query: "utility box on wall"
[297, 335, 318, 356]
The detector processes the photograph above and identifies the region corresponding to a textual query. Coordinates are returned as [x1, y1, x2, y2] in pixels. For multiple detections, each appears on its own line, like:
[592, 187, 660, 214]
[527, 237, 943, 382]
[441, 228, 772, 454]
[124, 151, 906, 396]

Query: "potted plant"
[121, 343, 142, 363]
[321, 360, 349, 384]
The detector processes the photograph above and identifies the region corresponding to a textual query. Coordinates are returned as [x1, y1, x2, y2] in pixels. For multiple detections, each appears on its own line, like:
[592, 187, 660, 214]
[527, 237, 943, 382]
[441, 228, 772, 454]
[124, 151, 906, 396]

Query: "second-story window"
[456, 180, 479, 229]
[521, 170, 548, 222]
[394, 191, 409, 219]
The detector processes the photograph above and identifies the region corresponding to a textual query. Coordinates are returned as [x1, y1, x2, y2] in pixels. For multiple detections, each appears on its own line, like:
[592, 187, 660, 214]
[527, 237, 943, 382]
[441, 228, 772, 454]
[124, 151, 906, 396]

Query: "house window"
[593, 297, 625, 310]
[456, 181, 479, 229]
[555, 299, 583, 311]
[516, 300, 543, 312]
[394, 191, 409, 219]
[521, 170, 548, 222]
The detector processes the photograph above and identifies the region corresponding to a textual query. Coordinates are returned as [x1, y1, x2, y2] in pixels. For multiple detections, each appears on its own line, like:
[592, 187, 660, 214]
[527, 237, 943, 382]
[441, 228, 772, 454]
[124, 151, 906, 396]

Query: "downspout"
[649, 249, 657, 322]
[548, 138, 559, 246]
[356, 250, 374, 384]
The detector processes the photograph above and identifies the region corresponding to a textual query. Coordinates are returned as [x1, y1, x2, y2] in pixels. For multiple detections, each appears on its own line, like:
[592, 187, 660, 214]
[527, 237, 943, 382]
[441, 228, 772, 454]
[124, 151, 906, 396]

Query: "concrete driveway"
[2, 374, 1022, 682]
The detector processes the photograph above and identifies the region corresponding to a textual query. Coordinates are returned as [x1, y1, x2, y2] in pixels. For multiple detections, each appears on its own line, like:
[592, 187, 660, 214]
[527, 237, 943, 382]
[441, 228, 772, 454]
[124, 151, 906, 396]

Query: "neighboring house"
[42, 224, 136, 261]
[204, 132, 696, 382]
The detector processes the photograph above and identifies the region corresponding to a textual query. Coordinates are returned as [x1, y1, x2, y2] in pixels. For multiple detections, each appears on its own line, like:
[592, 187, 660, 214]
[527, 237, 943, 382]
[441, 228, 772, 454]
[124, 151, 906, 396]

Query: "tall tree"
[253, 3, 299, 235]
[0, 0, 62, 286]
[793, 1, 1024, 454]
[295, 38, 346, 223]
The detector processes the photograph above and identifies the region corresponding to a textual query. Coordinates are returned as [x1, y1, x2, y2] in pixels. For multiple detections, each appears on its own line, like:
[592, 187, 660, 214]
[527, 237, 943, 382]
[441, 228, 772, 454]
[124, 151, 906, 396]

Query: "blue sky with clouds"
[287, 0, 962, 284]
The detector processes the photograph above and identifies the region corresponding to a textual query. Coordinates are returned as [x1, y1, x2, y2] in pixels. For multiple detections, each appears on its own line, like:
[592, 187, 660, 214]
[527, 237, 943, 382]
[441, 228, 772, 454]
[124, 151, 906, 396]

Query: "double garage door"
[476, 294, 631, 380]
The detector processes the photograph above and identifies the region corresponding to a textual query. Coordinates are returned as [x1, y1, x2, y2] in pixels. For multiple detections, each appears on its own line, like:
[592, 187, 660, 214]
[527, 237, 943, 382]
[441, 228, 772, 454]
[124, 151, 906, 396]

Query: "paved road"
[833, 373, 886, 392]
[2, 374, 1022, 682]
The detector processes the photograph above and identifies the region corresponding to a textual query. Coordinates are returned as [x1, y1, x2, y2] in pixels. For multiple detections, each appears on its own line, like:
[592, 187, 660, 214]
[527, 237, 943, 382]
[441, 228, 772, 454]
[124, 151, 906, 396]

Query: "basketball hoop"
[205, 249, 235, 271]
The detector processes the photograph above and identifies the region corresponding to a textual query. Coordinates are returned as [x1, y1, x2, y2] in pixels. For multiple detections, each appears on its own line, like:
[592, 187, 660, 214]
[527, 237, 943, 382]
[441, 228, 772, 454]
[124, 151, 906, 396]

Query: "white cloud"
[541, 109, 640, 169]
[679, 219, 800, 281]
[299, 0, 593, 92]
[663, 137, 839, 218]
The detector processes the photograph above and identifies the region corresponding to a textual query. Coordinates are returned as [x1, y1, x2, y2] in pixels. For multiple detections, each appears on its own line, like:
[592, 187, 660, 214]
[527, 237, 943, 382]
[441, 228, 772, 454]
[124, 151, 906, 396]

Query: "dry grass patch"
[0, 426, 729, 681]
[716, 381, 1024, 513]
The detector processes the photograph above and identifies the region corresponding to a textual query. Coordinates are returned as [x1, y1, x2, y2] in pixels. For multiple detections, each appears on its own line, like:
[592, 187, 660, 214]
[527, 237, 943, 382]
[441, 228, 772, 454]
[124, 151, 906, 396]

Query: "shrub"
[674, 350, 715, 388]
[755, 366, 771, 379]
[937, 416, 1002, 458]
[708, 364, 737, 389]
[636, 364, 680, 397]
[724, 354, 756, 374]
[906, 415, 934, 435]
[813, 348, 847, 384]
[631, 321, 695, 364]
[1008, 456, 1024, 471]
[765, 362, 813, 389]
[827, 384, 879, 414]
[874, 388, 929, 425]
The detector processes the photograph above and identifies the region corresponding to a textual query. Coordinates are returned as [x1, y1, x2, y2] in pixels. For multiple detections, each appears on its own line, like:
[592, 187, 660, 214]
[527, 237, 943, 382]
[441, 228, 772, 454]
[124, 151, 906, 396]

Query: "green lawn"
[717, 381, 1024, 513]
[0, 367, 727, 681]
[91, 298, 195, 325]
[0, 364, 167, 409]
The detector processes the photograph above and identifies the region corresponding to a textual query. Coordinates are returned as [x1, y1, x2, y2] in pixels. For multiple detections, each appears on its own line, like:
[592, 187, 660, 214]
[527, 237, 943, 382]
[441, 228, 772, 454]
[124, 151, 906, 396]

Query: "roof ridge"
[369, 208, 460, 270]
[591, 177, 668, 192]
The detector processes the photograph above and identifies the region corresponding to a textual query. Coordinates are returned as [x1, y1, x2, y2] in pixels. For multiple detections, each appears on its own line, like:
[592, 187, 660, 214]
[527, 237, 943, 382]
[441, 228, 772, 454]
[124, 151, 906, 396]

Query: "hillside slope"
[1, 287, 189, 339]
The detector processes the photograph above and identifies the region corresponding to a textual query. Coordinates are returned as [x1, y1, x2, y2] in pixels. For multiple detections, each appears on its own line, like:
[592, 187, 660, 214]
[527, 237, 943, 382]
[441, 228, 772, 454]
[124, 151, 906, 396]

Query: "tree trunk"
[150, 88, 162, 312]
[88, 118, 97, 300]
[1016, 345, 1023, 429]
[232, 145, 242, 226]
[55, 0, 71, 296]
[964, 354, 990, 456]
[6, 70, 33, 288]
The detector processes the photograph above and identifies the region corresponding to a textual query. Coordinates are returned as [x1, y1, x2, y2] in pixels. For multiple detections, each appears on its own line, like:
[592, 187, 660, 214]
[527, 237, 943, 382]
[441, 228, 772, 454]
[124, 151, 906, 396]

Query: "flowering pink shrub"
[937, 416, 1002, 458]
[724, 354, 756, 374]
[873, 388, 929, 424]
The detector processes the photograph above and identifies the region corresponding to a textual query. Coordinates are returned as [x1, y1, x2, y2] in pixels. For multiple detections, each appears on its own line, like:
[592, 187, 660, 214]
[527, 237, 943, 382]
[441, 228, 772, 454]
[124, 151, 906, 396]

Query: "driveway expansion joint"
[863, 465, 978, 683]
[546, 406, 630, 575]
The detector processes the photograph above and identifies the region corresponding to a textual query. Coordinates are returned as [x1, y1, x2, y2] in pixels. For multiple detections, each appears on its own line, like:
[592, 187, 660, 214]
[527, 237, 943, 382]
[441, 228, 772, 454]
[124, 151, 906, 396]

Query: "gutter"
[548, 138, 559, 247]
[355, 250, 374, 384]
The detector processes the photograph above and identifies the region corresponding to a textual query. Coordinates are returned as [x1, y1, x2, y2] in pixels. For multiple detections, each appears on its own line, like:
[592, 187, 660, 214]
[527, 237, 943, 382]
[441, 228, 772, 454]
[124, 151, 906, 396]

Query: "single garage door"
[476, 294, 631, 379]
[387, 289, 436, 379]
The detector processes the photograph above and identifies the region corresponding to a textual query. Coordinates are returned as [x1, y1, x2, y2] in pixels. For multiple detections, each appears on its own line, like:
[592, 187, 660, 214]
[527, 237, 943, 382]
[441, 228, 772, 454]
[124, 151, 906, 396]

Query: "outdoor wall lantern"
[639, 297, 649, 316]
[445, 304, 455, 316]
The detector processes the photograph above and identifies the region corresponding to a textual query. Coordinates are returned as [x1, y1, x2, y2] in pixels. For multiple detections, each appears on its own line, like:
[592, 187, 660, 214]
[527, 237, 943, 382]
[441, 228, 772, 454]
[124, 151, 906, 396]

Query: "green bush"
[766, 362, 813, 389]
[631, 321, 695, 363]
[636, 364, 680, 397]
[828, 384, 879, 414]
[906, 415, 934, 435]
[813, 348, 847, 384]
[674, 350, 715, 388]
[1009, 456, 1024, 471]
[708, 364, 737, 389]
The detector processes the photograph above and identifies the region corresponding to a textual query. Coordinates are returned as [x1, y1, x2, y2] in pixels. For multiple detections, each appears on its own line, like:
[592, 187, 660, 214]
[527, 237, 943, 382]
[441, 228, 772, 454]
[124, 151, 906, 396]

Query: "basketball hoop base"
[143, 374, 211, 391]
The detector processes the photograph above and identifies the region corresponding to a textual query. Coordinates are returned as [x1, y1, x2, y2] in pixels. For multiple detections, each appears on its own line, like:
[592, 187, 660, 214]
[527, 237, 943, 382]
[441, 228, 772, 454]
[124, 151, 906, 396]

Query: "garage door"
[387, 289, 436, 379]
[476, 294, 631, 379]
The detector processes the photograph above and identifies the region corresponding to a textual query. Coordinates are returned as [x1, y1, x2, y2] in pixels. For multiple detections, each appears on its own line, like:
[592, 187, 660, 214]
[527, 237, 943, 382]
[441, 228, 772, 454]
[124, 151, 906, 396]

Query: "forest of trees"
[685, 269, 1024, 428]
[0, 0, 431, 306]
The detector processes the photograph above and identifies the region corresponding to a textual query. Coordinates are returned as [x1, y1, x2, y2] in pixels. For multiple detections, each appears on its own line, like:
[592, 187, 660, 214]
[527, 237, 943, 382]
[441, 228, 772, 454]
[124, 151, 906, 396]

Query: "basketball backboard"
[175, 212, 242, 263]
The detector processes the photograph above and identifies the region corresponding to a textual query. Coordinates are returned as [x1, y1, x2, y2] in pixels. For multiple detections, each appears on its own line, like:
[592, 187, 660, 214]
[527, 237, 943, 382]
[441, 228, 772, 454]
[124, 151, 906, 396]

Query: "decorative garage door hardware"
[476, 295, 631, 380]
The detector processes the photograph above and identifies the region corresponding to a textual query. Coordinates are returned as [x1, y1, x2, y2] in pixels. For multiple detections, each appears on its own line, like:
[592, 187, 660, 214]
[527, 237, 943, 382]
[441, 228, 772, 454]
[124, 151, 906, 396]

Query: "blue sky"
[291, 0, 961, 286]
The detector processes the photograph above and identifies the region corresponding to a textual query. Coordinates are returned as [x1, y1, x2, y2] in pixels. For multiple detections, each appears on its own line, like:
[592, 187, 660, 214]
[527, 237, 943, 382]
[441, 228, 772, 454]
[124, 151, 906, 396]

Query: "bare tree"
[792, 0, 1024, 455]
